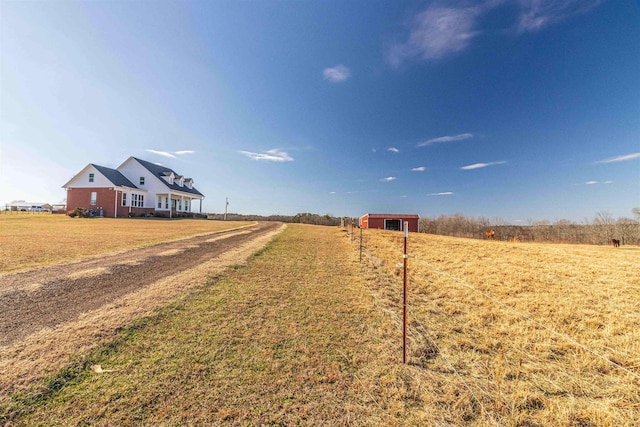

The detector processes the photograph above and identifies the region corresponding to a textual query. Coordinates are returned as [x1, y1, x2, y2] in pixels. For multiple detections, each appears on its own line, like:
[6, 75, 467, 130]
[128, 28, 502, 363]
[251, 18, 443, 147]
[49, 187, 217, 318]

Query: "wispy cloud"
[593, 152, 640, 164]
[517, 0, 603, 33]
[389, 4, 482, 66]
[389, 1, 603, 66]
[418, 133, 473, 147]
[380, 176, 397, 182]
[387, 147, 400, 153]
[428, 191, 454, 196]
[583, 180, 613, 186]
[460, 160, 506, 170]
[146, 149, 196, 158]
[146, 149, 176, 159]
[323, 65, 351, 82]
[411, 166, 426, 172]
[239, 149, 294, 162]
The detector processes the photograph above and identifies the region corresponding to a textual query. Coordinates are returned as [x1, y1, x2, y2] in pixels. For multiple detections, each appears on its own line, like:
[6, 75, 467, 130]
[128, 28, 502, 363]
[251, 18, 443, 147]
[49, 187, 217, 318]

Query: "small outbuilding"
[359, 213, 420, 232]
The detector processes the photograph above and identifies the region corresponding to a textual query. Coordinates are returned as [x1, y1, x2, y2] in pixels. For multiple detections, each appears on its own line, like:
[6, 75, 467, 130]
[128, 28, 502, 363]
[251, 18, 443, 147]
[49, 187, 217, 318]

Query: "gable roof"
[133, 157, 204, 196]
[93, 164, 138, 188]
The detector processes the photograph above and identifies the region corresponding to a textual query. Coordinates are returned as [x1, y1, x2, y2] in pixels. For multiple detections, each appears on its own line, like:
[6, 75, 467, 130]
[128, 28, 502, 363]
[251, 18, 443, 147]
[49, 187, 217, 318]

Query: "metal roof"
[364, 213, 420, 219]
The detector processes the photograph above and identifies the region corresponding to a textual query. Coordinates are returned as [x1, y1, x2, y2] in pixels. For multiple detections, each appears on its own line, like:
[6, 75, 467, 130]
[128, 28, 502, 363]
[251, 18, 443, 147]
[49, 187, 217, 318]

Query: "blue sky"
[1, 0, 638, 222]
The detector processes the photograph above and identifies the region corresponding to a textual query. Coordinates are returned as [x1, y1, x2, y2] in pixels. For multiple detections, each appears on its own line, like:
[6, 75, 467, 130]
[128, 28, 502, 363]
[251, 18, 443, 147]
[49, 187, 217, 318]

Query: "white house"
[63, 156, 205, 218]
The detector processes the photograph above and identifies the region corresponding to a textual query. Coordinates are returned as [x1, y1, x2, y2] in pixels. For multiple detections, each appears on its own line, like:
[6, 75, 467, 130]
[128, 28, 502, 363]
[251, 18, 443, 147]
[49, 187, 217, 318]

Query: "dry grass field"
[0, 213, 248, 273]
[358, 228, 640, 425]
[2, 224, 414, 426]
[2, 218, 639, 425]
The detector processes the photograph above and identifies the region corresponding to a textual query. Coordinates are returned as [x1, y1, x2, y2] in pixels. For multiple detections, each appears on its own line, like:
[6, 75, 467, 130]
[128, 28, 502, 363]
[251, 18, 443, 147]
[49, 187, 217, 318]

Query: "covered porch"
[155, 192, 204, 218]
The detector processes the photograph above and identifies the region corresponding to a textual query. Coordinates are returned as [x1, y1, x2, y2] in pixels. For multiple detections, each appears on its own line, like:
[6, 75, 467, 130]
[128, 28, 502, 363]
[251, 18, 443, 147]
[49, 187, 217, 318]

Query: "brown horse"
[611, 239, 620, 247]
[486, 230, 495, 240]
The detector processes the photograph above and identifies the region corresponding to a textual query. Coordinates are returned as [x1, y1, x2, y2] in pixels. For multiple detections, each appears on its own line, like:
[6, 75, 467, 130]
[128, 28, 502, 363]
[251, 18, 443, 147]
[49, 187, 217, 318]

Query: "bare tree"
[594, 211, 615, 243]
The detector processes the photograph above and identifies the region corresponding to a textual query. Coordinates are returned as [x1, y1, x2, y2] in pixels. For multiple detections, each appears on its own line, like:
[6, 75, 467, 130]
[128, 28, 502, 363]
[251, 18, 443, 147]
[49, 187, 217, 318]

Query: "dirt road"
[0, 221, 284, 397]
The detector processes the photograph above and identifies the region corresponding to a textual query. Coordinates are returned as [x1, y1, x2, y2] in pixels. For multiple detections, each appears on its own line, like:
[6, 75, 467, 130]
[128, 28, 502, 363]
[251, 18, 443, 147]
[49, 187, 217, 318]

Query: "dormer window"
[179, 178, 184, 187]
[140, 177, 145, 186]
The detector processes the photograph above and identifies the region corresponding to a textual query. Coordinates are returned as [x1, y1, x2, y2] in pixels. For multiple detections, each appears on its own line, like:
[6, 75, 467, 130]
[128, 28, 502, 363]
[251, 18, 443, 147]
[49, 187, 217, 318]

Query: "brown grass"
[3, 223, 638, 425]
[0, 214, 248, 273]
[0, 225, 286, 403]
[4, 225, 419, 426]
[359, 229, 640, 426]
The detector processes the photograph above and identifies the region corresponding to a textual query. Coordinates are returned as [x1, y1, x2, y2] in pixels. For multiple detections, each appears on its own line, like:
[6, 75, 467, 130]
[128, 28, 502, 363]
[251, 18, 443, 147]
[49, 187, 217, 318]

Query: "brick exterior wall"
[66, 188, 153, 218]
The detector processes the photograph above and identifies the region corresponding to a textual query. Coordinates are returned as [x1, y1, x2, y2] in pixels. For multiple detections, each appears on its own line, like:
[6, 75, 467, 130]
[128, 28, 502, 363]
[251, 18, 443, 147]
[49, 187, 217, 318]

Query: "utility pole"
[224, 197, 229, 220]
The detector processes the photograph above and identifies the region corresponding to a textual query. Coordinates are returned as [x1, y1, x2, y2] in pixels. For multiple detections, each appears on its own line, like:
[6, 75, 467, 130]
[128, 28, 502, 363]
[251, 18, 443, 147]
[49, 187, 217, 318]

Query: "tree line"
[418, 209, 640, 245]
[206, 212, 343, 226]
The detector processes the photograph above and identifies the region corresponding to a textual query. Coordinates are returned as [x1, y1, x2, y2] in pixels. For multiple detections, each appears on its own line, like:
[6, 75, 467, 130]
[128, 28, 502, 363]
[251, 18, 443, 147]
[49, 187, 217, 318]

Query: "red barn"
[359, 213, 420, 232]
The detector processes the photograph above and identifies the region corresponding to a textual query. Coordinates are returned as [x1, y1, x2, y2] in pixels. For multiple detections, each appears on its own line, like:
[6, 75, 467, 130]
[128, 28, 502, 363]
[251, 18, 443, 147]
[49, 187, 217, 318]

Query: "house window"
[140, 177, 145, 186]
[89, 173, 94, 183]
[139, 194, 144, 207]
[165, 197, 169, 209]
[122, 193, 127, 206]
[179, 200, 182, 210]
[157, 196, 162, 209]
[90, 192, 97, 206]
[185, 200, 189, 211]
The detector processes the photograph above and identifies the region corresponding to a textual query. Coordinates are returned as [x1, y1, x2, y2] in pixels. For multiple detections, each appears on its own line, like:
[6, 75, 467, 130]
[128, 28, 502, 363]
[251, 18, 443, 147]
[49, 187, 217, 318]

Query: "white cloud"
[388, 147, 400, 153]
[411, 166, 426, 172]
[323, 65, 351, 82]
[146, 149, 196, 158]
[380, 176, 397, 182]
[428, 192, 454, 196]
[146, 149, 176, 158]
[517, 0, 603, 33]
[585, 180, 598, 185]
[389, 4, 482, 66]
[239, 149, 294, 162]
[603, 181, 613, 184]
[389, 1, 603, 66]
[418, 133, 473, 147]
[329, 191, 336, 194]
[594, 152, 640, 164]
[460, 160, 506, 170]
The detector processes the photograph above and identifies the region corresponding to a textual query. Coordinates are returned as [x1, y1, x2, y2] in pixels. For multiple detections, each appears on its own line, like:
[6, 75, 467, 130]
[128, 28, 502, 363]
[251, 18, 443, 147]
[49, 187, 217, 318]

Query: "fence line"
[356, 230, 639, 380]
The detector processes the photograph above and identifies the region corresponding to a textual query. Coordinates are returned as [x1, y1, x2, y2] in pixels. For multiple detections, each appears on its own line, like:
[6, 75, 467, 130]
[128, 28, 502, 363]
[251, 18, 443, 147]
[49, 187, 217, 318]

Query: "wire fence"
[347, 225, 640, 425]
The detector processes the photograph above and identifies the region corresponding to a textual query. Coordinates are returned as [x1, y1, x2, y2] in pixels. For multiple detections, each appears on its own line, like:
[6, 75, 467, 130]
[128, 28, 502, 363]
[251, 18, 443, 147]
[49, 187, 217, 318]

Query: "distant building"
[359, 213, 420, 232]
[9, 201, 52, 212]
[63, 156, 205, 218]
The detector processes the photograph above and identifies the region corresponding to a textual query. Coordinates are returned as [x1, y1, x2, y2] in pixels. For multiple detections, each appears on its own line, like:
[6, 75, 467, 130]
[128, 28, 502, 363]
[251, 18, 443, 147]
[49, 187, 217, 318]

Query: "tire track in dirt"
[0, 222, 280, 347]
[0, 222, 285, 398]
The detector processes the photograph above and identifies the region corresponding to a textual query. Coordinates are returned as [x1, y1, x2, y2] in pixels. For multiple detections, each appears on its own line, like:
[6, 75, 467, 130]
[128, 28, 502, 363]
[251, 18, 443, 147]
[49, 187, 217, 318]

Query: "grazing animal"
[611, 239, 620, 248]
[485, 230, 495, 240]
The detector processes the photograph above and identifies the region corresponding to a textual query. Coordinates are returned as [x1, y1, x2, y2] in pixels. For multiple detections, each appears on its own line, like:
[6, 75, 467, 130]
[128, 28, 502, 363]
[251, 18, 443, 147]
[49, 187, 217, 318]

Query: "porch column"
[114, 188, 118, 218]
[168, 191, 172, 218]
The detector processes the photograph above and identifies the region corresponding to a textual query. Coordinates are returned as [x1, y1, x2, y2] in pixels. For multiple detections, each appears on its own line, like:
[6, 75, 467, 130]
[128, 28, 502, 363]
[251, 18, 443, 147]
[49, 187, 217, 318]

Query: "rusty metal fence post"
[403, 221, 408, 364]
